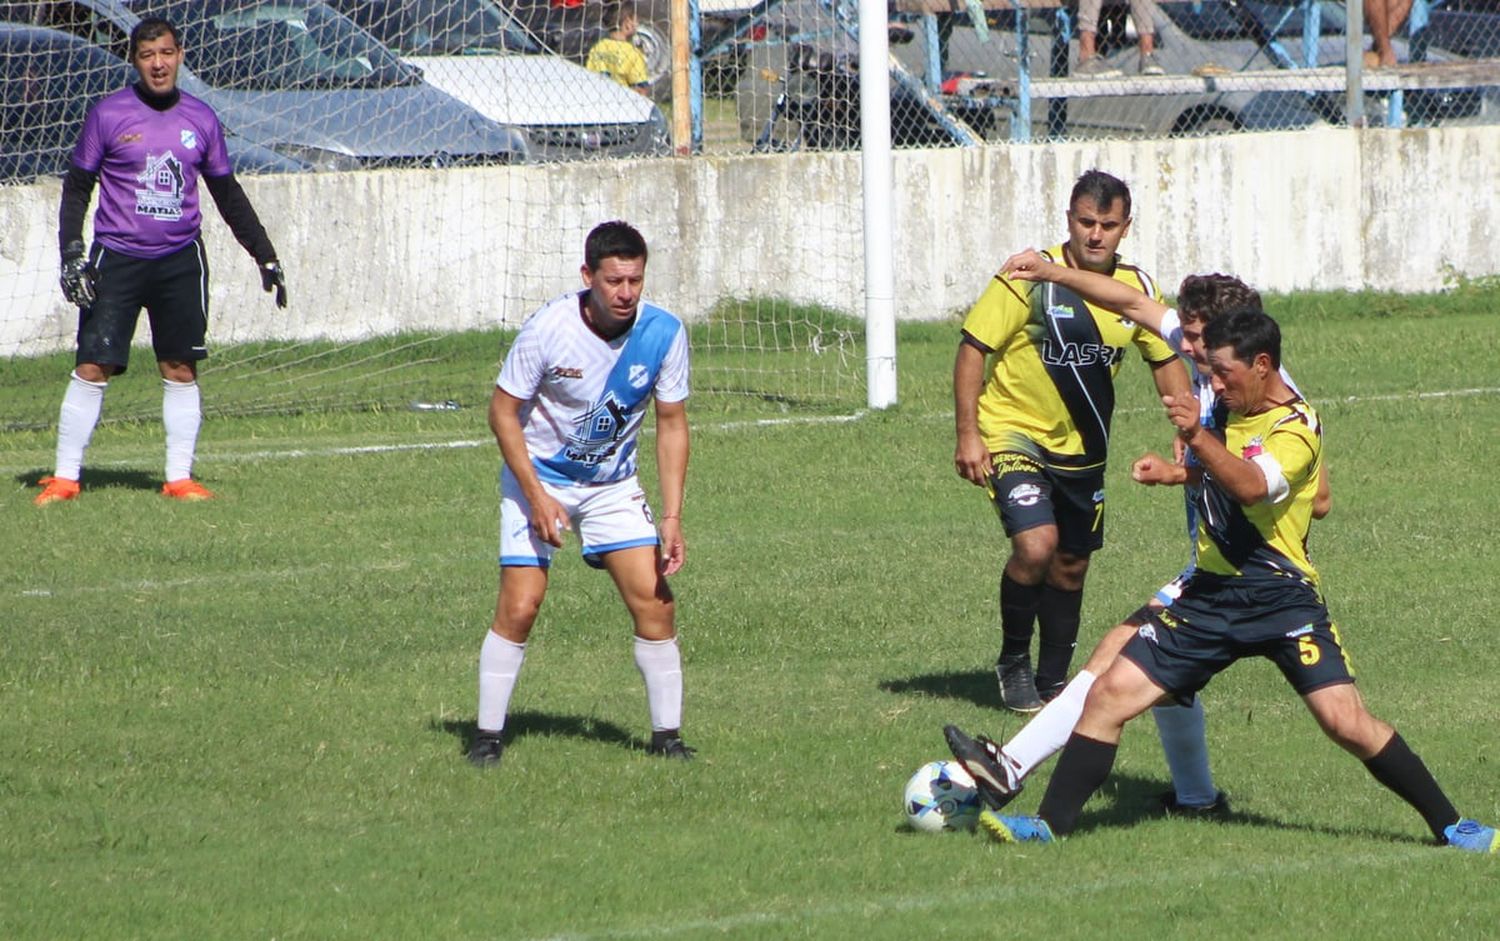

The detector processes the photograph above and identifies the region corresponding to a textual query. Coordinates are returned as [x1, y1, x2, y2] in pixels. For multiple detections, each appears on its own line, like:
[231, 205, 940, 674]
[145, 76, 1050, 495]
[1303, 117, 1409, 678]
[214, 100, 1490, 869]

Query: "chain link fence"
[2, 0, 1498, 178]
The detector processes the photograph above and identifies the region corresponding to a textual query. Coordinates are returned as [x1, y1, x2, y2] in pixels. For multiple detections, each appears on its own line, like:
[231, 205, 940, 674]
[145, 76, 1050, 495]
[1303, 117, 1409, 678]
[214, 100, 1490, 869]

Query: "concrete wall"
[4, 125, 1498, 357]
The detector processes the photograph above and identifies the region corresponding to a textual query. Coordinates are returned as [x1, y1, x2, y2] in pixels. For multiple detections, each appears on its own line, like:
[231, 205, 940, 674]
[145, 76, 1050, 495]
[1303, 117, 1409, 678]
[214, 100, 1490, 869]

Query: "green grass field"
[3, 289, 1499, 940]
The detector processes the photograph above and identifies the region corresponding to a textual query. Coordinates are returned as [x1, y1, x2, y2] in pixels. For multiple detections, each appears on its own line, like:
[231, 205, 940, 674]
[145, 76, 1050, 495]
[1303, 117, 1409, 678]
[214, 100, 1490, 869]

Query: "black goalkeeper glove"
[59, 240, 96, 308]
[260, 260, 287, 309]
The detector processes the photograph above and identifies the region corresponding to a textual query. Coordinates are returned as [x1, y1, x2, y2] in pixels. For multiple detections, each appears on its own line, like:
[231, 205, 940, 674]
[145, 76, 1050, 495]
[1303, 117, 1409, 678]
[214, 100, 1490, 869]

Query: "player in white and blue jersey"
[942, 257, 1329, 816]
[468, 221, 694, 768]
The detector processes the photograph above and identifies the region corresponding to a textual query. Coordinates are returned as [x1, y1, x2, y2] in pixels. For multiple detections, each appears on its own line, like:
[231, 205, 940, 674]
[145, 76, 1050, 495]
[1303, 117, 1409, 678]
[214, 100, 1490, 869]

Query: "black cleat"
[1157, 790, 1231, 819]
[996, 655, 1043, 714]
[647, 730, 696, 759]
[943, 724, 1023, 811]
[467, 732, 504, 768]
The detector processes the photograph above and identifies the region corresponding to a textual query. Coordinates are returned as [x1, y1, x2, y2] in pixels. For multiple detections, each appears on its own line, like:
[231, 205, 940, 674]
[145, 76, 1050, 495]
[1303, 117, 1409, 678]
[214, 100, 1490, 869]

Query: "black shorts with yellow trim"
[1120, 571, 1355, 703]
[987, 451, 1104, 555]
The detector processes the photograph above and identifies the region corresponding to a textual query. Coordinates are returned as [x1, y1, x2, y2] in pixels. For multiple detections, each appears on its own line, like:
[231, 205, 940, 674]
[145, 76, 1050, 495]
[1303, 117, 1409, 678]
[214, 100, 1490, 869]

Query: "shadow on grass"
[901, 766, 1432, 847]
[436, 710, 641, 756]
[15, 467, 161, 493]
[879, 669, 996, 710]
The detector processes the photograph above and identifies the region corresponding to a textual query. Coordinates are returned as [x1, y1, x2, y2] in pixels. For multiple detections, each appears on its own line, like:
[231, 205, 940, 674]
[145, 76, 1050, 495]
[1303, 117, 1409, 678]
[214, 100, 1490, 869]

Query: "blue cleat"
[978, 811, 1055, 845]
[1444, 819, 1498, 853]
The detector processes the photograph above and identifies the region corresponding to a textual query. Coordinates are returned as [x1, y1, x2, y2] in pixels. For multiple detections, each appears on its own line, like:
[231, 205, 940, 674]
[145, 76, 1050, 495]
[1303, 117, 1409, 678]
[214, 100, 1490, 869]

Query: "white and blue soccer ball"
[904, 760, 982, 832]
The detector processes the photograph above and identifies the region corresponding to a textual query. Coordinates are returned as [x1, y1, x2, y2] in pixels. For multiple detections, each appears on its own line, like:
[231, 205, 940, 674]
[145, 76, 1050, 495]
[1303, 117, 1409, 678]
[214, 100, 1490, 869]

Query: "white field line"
[6, 385, 1499, 474]
[524, 848, 1423, 941]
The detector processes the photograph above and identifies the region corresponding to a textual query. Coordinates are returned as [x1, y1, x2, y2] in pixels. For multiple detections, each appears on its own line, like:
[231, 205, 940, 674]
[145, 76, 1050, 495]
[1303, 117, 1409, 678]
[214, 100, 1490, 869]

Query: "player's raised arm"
[1000, 248, 1172, 338]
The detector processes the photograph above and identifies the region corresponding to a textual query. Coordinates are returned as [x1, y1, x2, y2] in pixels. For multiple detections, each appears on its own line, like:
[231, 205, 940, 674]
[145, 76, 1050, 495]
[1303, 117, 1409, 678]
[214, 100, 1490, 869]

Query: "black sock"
[1363, 732, 1459, 841]
[1037, 732, 1117, 836]
[999, 572, 1043, 661]
[1035, 583, 1083, 694]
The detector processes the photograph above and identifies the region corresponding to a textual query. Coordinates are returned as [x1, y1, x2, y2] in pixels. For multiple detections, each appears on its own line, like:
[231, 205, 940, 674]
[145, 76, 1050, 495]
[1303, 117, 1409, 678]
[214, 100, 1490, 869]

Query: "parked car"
[0, 22, 305, 182]
[0, 0, 530, 168]
[732, 0, 994, 149]
[324, 0, 669, 161]
[887, 0, 1491, 138]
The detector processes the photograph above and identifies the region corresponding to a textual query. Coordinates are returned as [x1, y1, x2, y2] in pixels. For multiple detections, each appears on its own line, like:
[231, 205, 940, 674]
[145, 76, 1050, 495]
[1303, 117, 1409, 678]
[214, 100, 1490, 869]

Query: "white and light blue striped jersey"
[497, 291, 689, 486]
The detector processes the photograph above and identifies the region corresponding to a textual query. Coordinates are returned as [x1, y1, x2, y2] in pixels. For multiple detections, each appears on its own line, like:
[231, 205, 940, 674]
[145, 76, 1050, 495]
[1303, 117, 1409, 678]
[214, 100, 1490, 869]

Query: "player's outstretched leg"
[978, 811, 1055, 844]
[1444, 819, 1499, 853]
[943, 724, 1023, 809]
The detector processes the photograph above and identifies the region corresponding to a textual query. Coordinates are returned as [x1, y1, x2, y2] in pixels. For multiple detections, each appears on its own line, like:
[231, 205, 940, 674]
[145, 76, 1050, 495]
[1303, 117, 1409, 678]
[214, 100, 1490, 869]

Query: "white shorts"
[499, 467, 659, 569]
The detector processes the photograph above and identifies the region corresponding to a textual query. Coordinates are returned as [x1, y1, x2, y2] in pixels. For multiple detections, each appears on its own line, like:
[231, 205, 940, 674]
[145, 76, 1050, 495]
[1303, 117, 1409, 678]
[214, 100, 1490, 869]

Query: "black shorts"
[988, 451, 1105, 555]
[1120, 572, 1356, 703]
[77, 240, 210, 374]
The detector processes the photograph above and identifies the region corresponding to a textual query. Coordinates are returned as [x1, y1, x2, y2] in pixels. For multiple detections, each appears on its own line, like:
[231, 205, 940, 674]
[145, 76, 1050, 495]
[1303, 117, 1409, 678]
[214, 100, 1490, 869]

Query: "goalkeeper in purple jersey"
[36, 17, 286, 507]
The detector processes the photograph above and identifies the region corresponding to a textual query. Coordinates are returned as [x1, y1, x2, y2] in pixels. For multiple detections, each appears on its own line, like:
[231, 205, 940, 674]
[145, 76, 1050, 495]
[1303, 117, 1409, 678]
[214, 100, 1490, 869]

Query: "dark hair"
[585, 220, 648, 271]
[1177, 274, 1262, 325]
[130, 17, 181, 59]
[1069, 169, 1131, 219]
[604, 1, 638, 31]
[1202, 308, 1281, 369]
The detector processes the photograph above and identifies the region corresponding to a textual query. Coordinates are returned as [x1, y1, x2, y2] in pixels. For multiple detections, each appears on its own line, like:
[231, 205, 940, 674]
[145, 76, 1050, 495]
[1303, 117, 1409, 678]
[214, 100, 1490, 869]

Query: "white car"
[329, 0, 669, 160]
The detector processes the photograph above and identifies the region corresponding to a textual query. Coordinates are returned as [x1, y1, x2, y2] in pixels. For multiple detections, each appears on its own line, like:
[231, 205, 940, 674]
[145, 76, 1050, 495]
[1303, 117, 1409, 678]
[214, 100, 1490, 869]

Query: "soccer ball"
[904, 760, 982, 832]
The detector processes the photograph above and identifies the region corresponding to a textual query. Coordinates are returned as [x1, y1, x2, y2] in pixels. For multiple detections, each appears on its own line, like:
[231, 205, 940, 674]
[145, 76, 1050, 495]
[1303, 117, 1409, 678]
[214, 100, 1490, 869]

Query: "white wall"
[3, 125, 1498, 357]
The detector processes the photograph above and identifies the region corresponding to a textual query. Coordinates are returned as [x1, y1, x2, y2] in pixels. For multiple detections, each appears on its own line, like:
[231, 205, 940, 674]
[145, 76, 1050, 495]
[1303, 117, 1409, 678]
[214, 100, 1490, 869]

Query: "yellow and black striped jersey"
[1195, 397, 1324, 586]
[961, 244, 1176, 472]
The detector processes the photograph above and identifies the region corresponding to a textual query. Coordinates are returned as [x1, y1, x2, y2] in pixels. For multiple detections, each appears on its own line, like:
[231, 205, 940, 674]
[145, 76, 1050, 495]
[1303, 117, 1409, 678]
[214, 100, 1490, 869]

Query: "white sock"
[162, 379, 202, 482]
[1003, 669, 1097, 784]
[54, 371, 107, 481]
[1153, 697, 1218, 806]
[633, 635, 683, 732]
[477, 631, 526, 734]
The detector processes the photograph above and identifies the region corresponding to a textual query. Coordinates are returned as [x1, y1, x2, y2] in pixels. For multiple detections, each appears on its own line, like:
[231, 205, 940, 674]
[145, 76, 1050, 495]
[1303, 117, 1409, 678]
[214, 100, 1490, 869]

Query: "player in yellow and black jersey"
[960, 309, 1497, 852]
[954, 170, 1188, 713]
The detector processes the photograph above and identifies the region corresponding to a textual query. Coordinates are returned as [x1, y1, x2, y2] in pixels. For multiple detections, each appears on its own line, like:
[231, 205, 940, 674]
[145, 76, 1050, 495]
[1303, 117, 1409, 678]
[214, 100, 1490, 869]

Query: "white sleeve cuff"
[1250, 453, 1290, 504]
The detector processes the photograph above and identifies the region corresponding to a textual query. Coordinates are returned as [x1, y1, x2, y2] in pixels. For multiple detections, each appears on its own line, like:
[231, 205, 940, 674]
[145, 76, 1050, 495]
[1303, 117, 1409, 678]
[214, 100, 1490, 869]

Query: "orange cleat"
[161, 478, 215, 501]
[34, 476, 81, 506]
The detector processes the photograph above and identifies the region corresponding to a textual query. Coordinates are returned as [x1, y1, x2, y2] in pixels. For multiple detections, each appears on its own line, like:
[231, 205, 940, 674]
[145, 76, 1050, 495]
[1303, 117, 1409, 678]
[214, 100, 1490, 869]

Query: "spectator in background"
[586, 2, 651, 95]
[1367, 0, 1412, 67]
[1076, 0, 1164, 77]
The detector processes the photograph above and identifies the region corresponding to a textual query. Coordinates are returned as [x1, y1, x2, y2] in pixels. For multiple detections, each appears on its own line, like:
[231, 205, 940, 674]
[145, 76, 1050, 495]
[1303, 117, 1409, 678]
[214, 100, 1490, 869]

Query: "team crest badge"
[180, 129, 198, 150]
[1137, 624, 1158, 643]
[1241, 435, 1265, 459]
[628, 364, 649, 389]
[1007, 482, 1042, 507]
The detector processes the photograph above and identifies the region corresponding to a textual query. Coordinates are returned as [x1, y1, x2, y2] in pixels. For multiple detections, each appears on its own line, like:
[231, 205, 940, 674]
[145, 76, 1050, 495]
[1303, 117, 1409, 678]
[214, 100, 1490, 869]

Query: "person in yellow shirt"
[949, 308, 1497, 855]
[586, 2, 650, 95]
[953, 169, 1188, 714]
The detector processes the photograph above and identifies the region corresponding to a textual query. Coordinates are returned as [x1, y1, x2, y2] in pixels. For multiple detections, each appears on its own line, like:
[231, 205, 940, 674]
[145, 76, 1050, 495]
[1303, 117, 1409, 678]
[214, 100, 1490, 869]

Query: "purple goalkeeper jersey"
[71, 87, 232, 259]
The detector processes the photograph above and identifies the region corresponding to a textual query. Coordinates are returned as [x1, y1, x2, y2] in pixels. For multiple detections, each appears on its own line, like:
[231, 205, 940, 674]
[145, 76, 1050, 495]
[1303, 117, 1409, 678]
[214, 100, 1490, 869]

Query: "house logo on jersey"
[564, 393, 632, 467]
[134, 151, 186, 221]
[180, 128, 198, 150]
[628, 364, 649, 389]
